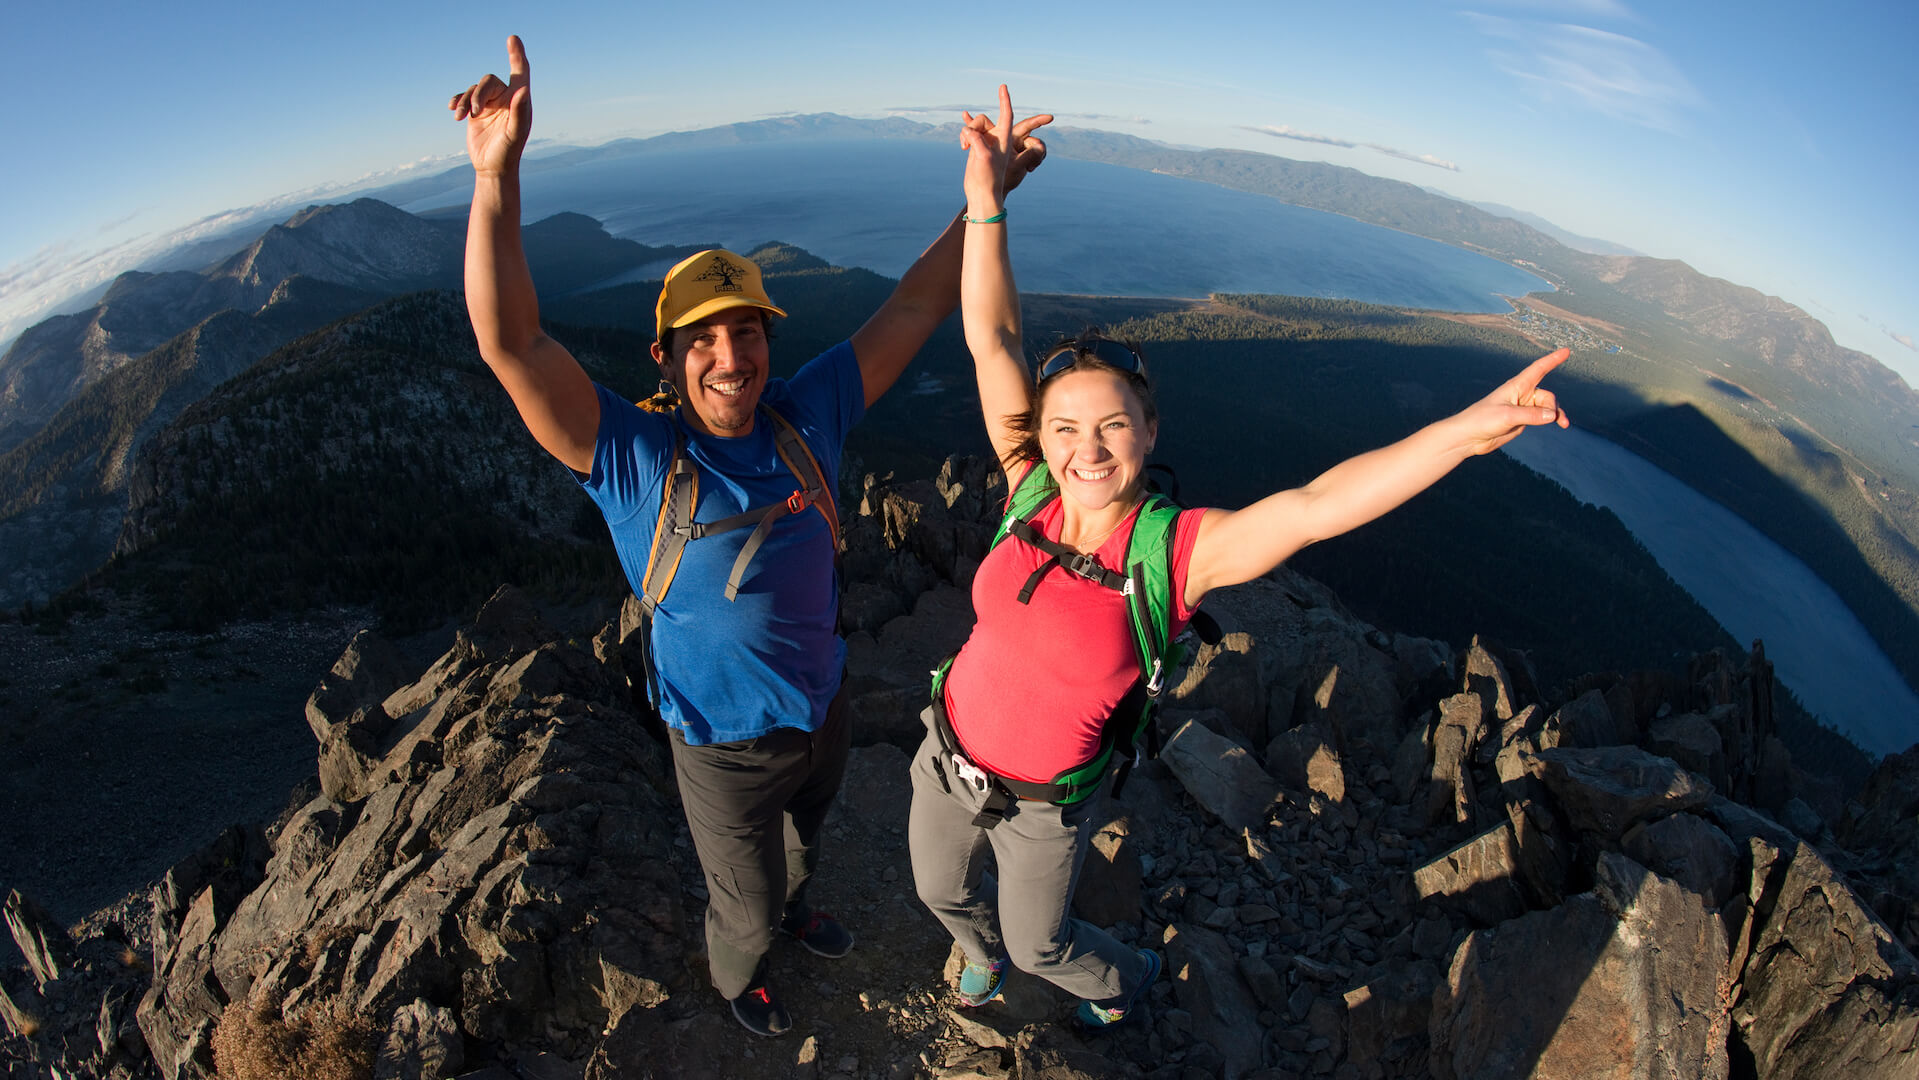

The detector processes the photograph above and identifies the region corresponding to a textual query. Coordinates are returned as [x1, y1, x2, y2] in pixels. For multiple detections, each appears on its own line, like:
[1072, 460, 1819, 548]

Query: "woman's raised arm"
[959, 86, 1039, 471]
[1181, 348, 1572, 609]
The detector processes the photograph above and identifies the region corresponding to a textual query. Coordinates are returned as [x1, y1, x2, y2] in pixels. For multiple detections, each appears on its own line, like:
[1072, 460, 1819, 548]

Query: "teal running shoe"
[1076, 948, 1160, 1028]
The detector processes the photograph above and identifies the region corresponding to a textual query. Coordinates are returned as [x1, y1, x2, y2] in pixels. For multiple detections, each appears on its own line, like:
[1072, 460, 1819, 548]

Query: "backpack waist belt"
[926, 659, 1147, 827]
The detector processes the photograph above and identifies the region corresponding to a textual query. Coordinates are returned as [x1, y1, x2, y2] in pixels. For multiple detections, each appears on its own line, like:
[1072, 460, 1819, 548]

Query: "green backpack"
[929, 461, 1215, 808]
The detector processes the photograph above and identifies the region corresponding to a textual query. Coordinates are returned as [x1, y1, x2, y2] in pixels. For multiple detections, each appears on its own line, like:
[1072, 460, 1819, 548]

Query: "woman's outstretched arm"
[959, 86, 1041, 471]
[1182, 348, 1572, 609]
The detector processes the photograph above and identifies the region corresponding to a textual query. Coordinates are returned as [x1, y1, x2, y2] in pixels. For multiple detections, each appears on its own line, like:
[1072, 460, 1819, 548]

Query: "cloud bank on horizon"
[4, 1, 1913, 385]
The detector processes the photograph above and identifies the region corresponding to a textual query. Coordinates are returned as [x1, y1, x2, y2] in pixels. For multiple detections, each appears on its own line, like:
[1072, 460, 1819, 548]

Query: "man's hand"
[449, 35, 532, 178]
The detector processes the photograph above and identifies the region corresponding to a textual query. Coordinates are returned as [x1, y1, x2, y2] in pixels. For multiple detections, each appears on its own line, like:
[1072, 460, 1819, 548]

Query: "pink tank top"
[943, 469, 1204, 784]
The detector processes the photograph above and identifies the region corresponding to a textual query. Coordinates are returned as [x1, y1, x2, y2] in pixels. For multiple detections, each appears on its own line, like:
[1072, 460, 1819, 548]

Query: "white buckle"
[950, 752, 992, 794]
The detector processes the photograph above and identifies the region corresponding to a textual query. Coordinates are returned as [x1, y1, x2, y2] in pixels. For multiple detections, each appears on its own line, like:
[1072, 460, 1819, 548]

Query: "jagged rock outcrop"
[4, 456, 1916, 1080]
[131, 586, 690, 1079]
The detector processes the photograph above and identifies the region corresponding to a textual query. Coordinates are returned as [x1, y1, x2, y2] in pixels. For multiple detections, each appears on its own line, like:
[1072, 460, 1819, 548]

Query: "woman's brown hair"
[999, 328, 1157, 468]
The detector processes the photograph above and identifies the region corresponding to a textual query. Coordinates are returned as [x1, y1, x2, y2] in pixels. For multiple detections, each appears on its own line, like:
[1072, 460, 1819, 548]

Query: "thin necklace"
[1065, 496, 1142, 555]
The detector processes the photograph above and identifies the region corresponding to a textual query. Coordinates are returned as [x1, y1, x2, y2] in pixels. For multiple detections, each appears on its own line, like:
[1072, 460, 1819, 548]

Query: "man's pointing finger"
[507, 34, 529, 81]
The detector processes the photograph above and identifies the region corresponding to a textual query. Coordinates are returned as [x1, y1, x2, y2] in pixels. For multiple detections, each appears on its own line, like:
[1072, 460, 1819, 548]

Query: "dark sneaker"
[729, 982, 791, 1037]
[957, 955, 1007, 1007]
[1076, 948, 1160, 1029]
[780, 910, 854, 958]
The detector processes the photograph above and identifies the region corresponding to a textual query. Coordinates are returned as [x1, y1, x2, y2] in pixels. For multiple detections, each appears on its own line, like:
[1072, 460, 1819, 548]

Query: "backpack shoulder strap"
[762, 404, 839, 552]
[715, 403, 840, 601]
[1121, 493, 1184, 696]
[639, 429, 697, 616]
[993, 460, 1059, 548]
[632, 428, 696, 709]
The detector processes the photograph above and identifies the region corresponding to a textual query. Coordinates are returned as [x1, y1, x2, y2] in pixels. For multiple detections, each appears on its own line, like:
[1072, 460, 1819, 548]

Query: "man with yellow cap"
[450, 37, 1049, 1036]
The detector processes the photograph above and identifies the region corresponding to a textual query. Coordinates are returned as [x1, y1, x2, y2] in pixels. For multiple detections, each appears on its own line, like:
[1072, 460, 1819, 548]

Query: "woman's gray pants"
[907, 727, 1149, 1003]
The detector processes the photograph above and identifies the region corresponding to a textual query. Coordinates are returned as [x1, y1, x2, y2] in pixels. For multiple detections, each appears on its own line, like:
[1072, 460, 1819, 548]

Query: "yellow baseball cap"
[655, 249, 788, 339]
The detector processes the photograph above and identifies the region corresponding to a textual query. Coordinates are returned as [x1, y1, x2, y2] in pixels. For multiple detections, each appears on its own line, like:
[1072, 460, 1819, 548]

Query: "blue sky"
[7, 1, 1916, 383]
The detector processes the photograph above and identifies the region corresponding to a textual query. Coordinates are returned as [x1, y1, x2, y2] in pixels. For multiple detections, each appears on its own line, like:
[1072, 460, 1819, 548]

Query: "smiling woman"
[904, 85, 1574, 1029]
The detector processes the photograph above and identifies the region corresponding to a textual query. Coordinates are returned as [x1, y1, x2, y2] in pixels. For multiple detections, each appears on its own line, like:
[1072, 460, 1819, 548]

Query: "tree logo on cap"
[694, 255, 747, 293]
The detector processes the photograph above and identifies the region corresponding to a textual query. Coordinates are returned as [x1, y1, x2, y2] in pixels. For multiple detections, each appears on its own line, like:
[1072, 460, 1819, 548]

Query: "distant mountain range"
[3, 113, 1916, 712]
[1449, 196, 1644, 257]
[1040, 124, 1918, 429]
[0, 201, 698, 609]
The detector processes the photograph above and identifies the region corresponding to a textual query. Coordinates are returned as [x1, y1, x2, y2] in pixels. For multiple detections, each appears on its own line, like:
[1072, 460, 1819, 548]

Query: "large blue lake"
[402, 140, 1551, 310]
[1504, 427, 1917, 757]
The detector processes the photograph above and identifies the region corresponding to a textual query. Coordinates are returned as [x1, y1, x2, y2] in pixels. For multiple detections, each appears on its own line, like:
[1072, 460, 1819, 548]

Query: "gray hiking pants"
[669, 687, 850, 999]
[907, 726, 1149, 1003]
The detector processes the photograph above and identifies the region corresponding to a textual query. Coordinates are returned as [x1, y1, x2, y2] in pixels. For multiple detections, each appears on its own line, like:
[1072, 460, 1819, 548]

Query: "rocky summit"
[2, 455, 1916, 1080]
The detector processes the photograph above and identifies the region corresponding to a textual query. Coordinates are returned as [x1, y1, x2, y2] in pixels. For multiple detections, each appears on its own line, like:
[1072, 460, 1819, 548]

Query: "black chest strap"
[1005, 516, 1130, 602]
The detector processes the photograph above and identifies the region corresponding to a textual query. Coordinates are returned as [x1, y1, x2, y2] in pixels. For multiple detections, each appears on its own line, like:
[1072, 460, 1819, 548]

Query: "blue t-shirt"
[579, 341, 864, 745]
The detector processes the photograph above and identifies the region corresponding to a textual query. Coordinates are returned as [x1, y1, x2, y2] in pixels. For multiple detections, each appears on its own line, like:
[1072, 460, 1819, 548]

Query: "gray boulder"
[1173, 631, 1273, 749]
[1162, 921, 1263, 1079]
[1430, 852, 1730, 1080]
[1160, 716, 1281, 833]
[1619, 811, 1740, 909]
[1541, 688, 1623, 749]
[1289, 620, 1403, 760]
[1647, 710, 1729, 792]
[1731, 835, 1919, 1079]
[1413, 823, 1530, 927]
[1532, 745, 1713, 842]
[305, 628, 411, 743]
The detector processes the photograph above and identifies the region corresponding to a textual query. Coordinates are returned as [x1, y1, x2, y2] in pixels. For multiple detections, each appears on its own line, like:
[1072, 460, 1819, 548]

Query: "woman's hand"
[961, 87, 1052, 214]
[449, 35, 533, 178]
[1453, 347, 1572, 455]
[1183, 347, 1573, 608]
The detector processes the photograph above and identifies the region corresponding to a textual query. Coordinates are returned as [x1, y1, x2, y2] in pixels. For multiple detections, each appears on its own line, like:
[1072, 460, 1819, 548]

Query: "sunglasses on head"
[1037, 337, 1147, 383]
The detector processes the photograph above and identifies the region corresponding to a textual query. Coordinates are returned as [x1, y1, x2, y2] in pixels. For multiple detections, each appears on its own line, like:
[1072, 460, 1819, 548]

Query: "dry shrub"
[211, 994, 378, 1080]
[302, 916, 372, 970]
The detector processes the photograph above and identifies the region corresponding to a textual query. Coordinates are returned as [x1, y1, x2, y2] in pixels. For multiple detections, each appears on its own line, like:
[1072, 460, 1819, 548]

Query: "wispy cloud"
[885, 104, 1149, 127]
[1070, 113, 1151, 125]
[1478, 0, 1639, 19]
[94, 210, 144, 235]
[1464, 13, 1703, 131]
[1242, 125, 1354, 149]
[1240, 125, 1460, 171]
[1889, 330, 1916, 352]
[1369, 146, 1461, 170]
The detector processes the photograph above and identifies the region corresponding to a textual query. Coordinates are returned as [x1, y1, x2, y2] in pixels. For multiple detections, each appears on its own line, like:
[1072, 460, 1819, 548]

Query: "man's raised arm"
[848, 100, 1052, 408]
[452, 35, 599, 474]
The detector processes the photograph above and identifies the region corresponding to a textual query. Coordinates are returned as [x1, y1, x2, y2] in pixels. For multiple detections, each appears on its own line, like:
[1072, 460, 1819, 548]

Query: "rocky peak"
[3, 457, 1915, 1079]
[209, 199, 462, 300]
